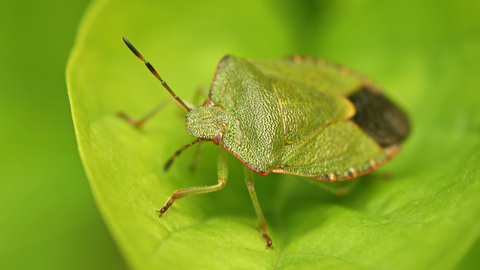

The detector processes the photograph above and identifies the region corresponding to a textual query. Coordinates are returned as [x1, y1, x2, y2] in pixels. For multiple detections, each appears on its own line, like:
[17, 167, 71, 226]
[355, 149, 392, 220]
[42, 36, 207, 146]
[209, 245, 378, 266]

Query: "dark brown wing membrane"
[348, 87, 410, 147]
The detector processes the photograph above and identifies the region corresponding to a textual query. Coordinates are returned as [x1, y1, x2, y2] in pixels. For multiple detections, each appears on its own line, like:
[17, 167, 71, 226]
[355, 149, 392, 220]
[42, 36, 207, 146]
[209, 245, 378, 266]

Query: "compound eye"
[203, 98, 214, 106]
[212, 133, 223, 145]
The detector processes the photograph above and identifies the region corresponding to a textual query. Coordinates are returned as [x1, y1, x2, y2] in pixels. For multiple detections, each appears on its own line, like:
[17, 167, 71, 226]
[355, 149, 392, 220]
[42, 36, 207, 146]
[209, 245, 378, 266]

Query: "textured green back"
[209, 56, 360, 174]
[263, 75, 355, 144]
[251, 56, 367, 96]
[274, 121, 386, 179]
[209, 56, 284, 172]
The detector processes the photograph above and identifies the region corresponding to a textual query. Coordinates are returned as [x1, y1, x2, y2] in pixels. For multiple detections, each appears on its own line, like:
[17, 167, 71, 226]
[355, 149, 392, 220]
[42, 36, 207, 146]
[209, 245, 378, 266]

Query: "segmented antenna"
[122, 37, 191, 111]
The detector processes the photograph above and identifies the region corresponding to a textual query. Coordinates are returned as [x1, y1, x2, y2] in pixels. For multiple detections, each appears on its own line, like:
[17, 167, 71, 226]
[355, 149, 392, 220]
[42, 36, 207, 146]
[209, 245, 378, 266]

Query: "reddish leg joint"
[261, 224, 273, 248]
[156, 196, 176, 217]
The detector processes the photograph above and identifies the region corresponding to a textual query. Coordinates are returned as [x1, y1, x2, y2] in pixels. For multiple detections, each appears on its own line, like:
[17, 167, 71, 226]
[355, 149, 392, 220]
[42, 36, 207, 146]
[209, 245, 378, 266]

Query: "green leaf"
[67, 0, 480, 269]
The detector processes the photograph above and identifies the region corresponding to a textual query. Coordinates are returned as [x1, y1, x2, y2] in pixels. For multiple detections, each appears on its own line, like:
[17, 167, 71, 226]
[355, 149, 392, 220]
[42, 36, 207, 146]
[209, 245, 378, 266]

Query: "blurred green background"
[2, 0, 480, 269]
[0, 0, 127, 269]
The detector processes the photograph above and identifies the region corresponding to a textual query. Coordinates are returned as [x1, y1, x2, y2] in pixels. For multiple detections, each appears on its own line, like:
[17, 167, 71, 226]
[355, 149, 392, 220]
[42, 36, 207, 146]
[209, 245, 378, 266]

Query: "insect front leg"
[244, 167, 273, 248]
[118, 96, 197, 128]
[118, 98, 174, 128]
[157, 147, 229, 216]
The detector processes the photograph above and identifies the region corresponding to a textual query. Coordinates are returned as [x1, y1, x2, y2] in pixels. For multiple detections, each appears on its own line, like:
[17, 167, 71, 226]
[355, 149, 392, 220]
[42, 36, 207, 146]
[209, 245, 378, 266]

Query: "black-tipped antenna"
[122, 37, 191, 111]
[164, 138, 201, 171]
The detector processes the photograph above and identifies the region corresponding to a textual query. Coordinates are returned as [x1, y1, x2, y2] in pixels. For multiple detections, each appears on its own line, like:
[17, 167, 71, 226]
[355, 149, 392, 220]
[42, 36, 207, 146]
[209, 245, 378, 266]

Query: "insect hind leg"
[303, 178, 360, 196]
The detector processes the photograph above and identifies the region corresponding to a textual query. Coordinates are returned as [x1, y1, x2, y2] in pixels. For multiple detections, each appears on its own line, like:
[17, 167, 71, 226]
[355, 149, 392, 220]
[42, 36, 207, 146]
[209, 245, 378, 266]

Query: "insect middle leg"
[244, 167, 273, 248]
[192, 86, 209, 106]
[157, 146, 229, 216]
[189, 140, 204, 172]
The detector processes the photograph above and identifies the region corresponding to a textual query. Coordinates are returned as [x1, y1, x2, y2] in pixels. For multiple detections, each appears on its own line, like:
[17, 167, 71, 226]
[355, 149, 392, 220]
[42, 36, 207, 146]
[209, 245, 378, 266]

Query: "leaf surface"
[67, 0, 480, 269]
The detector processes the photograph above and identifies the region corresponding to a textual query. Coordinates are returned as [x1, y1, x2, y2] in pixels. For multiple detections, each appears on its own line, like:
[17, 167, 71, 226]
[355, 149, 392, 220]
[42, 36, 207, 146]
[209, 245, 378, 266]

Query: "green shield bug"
[120, 37, 410, 248]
